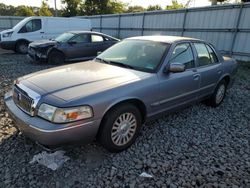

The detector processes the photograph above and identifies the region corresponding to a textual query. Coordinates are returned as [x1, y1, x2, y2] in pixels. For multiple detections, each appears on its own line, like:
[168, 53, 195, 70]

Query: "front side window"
[70, 34, 90, 43]
[19, 19, 41, 33]
[55, 32, 75, 43]
[92, 35, 104, 42]
[194, 43, 213, 67]
[169, 43, 194, 69]
[97, 39, 169, 72]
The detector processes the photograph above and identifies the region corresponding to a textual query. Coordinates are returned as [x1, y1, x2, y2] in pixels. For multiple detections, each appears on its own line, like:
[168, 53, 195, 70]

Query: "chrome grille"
[13, 86, 34, 116]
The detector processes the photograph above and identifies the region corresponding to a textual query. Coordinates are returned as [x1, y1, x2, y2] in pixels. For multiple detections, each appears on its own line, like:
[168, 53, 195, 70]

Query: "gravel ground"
[0, 51, 250, 187]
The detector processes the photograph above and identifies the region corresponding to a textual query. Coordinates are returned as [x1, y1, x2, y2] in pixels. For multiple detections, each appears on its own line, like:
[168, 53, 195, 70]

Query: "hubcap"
[19, 44, 27, 53]
[216, 84, 226, 104]
[111, 112, 137, 146]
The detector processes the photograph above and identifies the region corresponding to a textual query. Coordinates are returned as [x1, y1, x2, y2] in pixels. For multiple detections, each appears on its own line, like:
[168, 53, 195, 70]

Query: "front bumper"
[0, 41, 16, 50]
[27, 54, 47, 63]
[4, 94, 101, 147]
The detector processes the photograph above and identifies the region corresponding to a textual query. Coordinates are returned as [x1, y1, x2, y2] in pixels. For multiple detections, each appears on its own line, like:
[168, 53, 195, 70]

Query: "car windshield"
[97, 39, 169, 72]
[55, 32, 75, 43]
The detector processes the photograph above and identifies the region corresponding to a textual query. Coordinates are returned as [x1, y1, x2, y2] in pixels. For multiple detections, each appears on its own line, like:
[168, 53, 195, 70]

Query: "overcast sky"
[0, 0, 212, 9]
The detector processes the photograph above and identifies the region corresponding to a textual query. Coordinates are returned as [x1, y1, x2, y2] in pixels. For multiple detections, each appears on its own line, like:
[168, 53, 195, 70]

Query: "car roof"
[126, 35, 204, 44]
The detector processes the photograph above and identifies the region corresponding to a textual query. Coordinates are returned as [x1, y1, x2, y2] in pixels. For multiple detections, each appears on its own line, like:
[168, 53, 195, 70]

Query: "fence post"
[118, 14, 121, 39]
[100, 15, 103, 33]
[141, 13, 146, 36]
[230, 3, 244, 56]
[181, 9, 188, 36]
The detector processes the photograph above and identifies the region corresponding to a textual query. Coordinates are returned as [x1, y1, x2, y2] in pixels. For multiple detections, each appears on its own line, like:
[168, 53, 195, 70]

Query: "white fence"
[0, 3, 250, 60]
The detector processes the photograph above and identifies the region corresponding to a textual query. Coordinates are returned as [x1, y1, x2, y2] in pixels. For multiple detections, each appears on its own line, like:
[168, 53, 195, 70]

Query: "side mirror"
[167, 63, 185, 73]
[68, 41, 76, 45]
[97, 51, 102, 56]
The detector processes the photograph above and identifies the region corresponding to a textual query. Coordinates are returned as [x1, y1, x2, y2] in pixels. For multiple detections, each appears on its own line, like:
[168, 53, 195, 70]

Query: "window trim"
[205, 43, 219, 64]
[193, 42, 214, 68]
[167, 41, 196, 71]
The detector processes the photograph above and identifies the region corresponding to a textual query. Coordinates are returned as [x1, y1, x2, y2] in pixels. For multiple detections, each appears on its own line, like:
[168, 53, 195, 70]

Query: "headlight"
[38, 103, 93, 123]
[3, 32, 13, 38]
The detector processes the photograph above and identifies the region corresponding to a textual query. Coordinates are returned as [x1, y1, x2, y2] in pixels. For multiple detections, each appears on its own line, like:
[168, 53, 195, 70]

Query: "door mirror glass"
[168, 63, 185, 73]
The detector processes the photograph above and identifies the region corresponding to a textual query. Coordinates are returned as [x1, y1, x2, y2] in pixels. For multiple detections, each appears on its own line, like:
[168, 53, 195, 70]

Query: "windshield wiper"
[95, 57, 110, 64]
[108, 61, 135, 70]
[95, 58, 135, 70]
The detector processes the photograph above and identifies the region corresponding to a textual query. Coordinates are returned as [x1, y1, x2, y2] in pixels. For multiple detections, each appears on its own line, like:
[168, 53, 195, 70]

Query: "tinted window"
[92, 35, 103, 42]
[19, 19, 41, 33]
[169, 43, 194, 69]
[206, 44, 218, 63]
[194, 43, 212, 67]
[70, 34, 90, 43]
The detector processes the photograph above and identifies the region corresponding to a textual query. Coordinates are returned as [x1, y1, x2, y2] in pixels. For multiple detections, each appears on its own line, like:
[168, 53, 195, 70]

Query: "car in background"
[0, 17, 91, 54]
[4, 36, 237, 152]
[28, 31, 120, 64]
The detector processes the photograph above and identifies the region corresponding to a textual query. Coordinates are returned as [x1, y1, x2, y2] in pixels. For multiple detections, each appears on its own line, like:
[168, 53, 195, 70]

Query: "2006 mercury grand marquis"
[5, 36, 238, 152]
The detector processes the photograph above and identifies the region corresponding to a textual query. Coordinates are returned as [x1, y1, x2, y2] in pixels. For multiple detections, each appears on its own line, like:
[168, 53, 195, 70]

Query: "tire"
[98, 104, 142, 152]
[48, 50, 65, 64]
[16, 41, 28, 54]
[205, 80, 227, 107]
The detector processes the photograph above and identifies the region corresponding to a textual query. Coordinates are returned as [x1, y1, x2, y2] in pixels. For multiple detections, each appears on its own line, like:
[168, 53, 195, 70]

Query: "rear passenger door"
[192, 42, 223, 98]
[89, 34, 107, 56]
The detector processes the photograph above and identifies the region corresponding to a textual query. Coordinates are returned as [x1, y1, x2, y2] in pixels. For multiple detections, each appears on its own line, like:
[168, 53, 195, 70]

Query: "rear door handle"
[40, 31, 44, 34]
[193, 74, 200, 81]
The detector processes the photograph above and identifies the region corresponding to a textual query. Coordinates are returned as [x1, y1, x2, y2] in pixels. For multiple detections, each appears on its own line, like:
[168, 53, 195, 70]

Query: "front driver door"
[66, 34, 92, 60]
[156, 42, 200, 112]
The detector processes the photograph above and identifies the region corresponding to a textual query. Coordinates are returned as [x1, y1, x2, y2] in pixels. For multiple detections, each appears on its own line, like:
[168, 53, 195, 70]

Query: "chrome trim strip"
[151, 83, 215, 107]
[29, 121, 94, 133]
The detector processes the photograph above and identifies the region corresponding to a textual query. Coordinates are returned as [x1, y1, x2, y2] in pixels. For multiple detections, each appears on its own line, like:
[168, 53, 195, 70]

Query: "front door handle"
[40, 31, 44, 34]
[193, 74, 200, 81]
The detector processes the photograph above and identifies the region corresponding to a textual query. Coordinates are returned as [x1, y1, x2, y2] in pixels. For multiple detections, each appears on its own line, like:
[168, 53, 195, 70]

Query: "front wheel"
[48, 50, 65, 64]
[205, 80, 227, 107]
[98, 104, 142, 152]
[16, 41, 28, 54]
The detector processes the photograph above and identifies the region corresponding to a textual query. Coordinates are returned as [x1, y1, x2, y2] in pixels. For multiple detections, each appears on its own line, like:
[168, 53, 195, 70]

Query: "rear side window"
[194, 43, 213, 67]
[91, 35, 104, 42]
[206, 44, 218, 63]
[169, 43, 195, 69]
[19, 19, 41, 33]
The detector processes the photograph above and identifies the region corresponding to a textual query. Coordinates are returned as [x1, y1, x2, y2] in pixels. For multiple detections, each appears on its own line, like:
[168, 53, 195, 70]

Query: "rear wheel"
[98, 104, 142, 152]
[16, 41, 28, 54]
[48, 50, 65, 64]
[205, 80, 227, 107]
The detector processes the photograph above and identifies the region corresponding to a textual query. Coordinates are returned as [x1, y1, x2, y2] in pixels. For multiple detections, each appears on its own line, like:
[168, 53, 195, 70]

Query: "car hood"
[29, 40, 57, 48]
[20, 61, 151, 101]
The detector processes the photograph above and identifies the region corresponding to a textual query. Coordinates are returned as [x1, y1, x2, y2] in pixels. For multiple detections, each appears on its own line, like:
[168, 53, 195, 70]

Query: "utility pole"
[54, 0, 58, 17]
